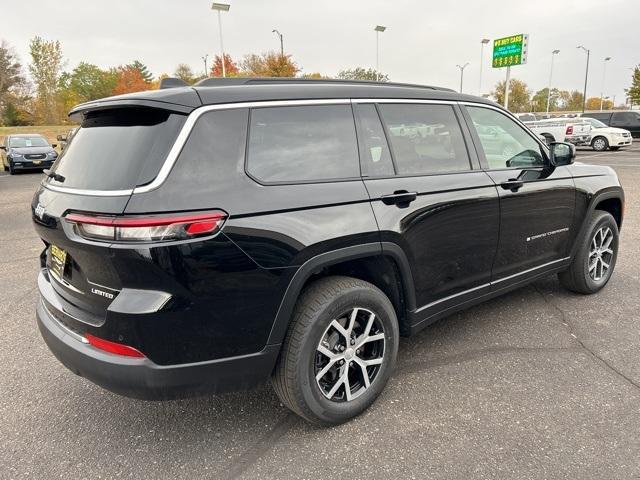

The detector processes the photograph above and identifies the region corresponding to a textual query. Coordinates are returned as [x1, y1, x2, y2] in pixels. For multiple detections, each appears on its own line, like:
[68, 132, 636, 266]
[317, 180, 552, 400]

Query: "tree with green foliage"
[337, 67, 388, 82]
[0, 41, 24, 99]
[558, 90, 584, 111]
[59, 62, 117, 104]
[530, 87, 561, 113]
[29, 36, 64, 124]
[491, 78, 531, 113]
[129, 60, 153, 83]
[0, 40, 28, 126]
[625, 65, 640, 107]
[174, 63, 196, 84]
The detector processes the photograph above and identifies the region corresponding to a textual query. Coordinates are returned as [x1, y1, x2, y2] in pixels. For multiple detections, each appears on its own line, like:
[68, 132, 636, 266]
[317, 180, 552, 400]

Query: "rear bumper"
[36, 298, 280, 400]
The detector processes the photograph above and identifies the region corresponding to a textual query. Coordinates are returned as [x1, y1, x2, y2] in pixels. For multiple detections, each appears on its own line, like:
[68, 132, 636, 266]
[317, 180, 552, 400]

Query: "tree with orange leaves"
[113, 65, 148, 95]
[210, 54, 239, 77]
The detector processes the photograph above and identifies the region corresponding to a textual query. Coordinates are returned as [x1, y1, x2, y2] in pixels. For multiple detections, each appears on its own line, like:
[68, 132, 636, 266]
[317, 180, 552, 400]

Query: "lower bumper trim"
[37, 299, 280, 400]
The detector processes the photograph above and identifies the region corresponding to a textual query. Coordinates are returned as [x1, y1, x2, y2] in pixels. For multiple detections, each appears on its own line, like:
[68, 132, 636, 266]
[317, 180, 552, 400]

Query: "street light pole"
[577, 45, 590, 113]
[202, 54, 209, 77]
[600, 56, 612, 111]
[479, 39, 490, 95]
[374, 25, 386, 81]
[456, 62, 470, 93]
[546, 50, 560, 114]
[211, 2, 231, 78]
[272, 29, 284, 57]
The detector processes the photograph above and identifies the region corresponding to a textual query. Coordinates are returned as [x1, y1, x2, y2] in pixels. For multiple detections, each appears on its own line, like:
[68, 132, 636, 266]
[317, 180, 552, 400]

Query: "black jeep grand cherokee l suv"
[33, 78, 624, 425]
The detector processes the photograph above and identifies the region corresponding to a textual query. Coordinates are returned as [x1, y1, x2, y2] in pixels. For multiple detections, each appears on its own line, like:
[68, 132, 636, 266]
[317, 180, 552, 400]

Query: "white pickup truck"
[522, 118, 592, 145]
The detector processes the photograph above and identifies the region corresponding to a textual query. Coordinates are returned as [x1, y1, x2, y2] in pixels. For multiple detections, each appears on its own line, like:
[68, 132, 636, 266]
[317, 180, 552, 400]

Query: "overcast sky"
[3, 0, 639, 104]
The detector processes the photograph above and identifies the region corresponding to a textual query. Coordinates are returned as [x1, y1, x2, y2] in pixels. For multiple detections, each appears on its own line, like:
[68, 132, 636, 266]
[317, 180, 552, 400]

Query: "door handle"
[381, 190, 418, 206]
[500, 179, 524, 192]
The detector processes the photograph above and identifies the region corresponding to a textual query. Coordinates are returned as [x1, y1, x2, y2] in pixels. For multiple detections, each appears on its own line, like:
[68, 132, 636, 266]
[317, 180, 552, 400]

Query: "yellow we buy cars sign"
[492, 34, 529, 68]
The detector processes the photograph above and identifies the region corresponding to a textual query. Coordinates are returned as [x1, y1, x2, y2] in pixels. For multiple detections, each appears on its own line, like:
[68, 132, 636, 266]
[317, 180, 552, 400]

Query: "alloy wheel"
[315, 307, 385, 402]
[588, 226, 614, 281]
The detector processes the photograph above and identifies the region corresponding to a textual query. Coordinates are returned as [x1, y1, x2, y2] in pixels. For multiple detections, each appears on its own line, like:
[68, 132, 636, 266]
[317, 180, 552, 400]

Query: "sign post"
[492, 34, 529, 110]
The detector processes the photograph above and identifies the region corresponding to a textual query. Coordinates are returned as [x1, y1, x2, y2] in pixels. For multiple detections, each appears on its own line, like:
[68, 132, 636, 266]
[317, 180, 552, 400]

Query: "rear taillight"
[65, 211, 227, 243]
[85, 333, 145, 358]
[566, 125, 574, 135]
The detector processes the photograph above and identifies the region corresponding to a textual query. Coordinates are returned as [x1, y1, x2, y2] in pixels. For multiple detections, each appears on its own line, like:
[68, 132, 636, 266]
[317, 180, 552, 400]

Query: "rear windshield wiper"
[43, 169, 65, 183]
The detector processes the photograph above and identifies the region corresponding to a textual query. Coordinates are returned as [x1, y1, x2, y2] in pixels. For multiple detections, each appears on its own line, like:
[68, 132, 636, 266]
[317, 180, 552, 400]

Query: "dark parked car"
[33, 78, 624, 425]
[1, 134, 58, 174]
[582, 111, 640, 138]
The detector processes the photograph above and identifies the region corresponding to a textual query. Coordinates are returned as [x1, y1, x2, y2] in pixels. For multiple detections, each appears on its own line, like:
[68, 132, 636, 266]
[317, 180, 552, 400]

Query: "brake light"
[65, 211, 227, 243]
[566, 125, 574, 135]
[85, 333, 145, 358]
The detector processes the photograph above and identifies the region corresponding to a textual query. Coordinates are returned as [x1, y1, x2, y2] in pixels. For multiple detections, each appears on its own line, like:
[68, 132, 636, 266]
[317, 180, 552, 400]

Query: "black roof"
[69, 78, 496, 118]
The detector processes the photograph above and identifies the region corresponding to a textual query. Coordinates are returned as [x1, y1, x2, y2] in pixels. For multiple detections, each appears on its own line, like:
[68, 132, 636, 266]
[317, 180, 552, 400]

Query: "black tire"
[8, 162, 14, 175]
[272, 276, 399, 425]
[559, 211, 619, 294]
[591, 136, 609, 152]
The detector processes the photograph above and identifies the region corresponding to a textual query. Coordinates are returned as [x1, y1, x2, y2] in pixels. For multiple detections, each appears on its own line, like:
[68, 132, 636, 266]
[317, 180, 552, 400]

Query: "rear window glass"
[247, 104, 360, 183]
[48, 108, 186, 191]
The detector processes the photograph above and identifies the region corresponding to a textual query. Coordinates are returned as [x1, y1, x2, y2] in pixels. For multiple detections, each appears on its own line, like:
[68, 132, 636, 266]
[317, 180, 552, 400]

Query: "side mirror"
[549, 142, 575, 166]
[51, 144, 58, 149]
[56, 135, 64, 141]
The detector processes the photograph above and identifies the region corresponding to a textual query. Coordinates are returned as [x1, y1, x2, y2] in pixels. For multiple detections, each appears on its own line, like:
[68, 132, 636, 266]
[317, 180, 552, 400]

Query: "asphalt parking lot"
[1, 144, 639, 479]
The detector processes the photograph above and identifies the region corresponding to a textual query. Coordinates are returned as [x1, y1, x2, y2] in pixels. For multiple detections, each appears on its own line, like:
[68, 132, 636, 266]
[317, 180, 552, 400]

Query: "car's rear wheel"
[592, 136, 609, 151]
[272, 276, 399, 425]
[559, 211, 619, 294]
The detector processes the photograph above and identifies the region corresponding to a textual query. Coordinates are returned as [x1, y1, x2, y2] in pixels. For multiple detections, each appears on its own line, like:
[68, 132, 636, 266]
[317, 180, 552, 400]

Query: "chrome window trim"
[41, 97, 482, 197]
[351, 98, 457, 105]
[43, 183, 133, 197]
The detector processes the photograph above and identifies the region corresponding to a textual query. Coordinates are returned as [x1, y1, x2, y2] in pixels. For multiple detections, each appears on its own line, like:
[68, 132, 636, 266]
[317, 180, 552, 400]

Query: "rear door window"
[246, 104, 360, 183]
[377, 104, 471, 175]
[355, 104, 395, 177]
[48, 108, 186, 191]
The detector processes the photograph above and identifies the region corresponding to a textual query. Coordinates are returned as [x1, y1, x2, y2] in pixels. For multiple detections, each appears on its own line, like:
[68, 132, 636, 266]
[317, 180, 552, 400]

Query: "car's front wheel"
[272, 276, 399, 425]
[592, 136, 609, 151]
[559, 211, 619, 294]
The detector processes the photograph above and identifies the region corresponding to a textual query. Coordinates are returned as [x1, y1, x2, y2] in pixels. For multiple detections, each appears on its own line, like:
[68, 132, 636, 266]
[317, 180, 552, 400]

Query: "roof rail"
[193, 76, 454, 92]
[159, 77, 189, 89]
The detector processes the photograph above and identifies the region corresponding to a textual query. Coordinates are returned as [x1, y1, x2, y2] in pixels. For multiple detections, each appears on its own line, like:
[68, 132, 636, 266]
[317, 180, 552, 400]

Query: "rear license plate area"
[49, 245, 67, 280]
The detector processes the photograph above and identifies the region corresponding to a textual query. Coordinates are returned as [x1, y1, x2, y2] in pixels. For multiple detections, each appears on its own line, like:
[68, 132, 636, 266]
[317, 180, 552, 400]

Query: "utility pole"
[456, 63, 470, 93]
[546, 50, 560, 113]
[600, 57, 612, 111]
[202, 54, 209, 77]
[272, 29, 284, 57]
[211, 3, 231, 77]
[479, 39, 490, 95]
[374, 25, 386, 81]
[577, 45, 590, 113]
